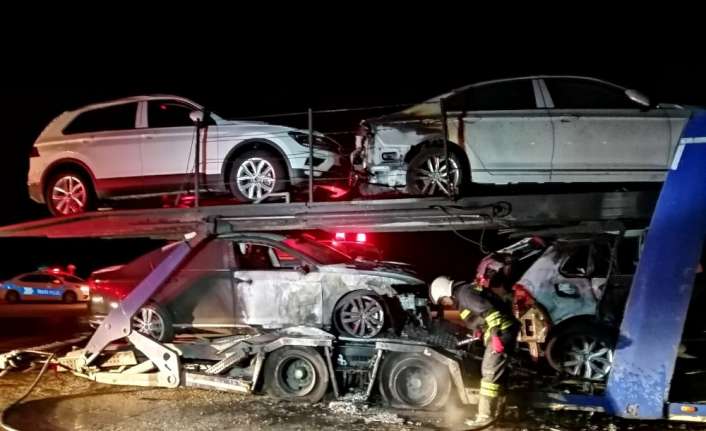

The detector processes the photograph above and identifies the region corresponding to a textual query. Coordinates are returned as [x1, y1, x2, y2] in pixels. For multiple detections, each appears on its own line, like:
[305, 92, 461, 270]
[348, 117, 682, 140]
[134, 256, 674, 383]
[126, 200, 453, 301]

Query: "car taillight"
[512, 283, 535, 317]
[335, 232, 346, 241]
[355, 233, 367, 243]
[30, 147, 39, 158]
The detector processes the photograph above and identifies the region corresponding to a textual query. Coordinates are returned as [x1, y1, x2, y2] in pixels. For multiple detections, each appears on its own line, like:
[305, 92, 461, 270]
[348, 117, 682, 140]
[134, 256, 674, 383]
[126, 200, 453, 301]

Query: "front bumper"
[290, 154, 350, 187]
[28, 181, 44, 204]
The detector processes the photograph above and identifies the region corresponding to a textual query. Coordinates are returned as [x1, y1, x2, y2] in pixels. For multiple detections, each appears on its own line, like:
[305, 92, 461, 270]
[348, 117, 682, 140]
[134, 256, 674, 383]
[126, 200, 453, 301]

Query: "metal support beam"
[81, 233, 207, 366]
[606, 112, 706, 419]
[308, 108, 314, 204]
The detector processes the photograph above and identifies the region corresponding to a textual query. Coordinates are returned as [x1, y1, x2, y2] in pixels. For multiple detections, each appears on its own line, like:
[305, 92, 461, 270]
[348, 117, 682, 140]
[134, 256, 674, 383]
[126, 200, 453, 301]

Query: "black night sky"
[0, 18, 704, 279]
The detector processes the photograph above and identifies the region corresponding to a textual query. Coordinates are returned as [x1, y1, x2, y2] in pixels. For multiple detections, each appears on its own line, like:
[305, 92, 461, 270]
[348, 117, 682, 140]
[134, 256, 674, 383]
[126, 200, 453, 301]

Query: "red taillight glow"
[355, 233, 367, 243]
[318, 184, 348, 199]
[335, 232, 346, 241]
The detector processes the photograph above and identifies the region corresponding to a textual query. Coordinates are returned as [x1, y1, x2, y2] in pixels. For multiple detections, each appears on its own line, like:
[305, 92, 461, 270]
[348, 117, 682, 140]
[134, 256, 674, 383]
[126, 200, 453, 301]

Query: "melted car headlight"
[91, 295, 104, 304]
[109, 302, 119, 309]
[80, 286, 90, 295]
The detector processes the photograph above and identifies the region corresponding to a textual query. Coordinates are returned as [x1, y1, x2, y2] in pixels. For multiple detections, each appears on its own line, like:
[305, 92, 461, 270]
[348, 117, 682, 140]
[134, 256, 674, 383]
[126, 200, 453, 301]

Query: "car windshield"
[283, 237, 352, 265]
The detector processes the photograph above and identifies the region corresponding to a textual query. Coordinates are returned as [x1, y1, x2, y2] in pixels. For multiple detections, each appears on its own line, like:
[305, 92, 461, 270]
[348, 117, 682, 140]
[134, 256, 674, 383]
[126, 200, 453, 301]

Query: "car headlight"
[288, 131, 341, 153]
[91, 295, 104, 304]
[109, 302, 119, 309]
[80, 286, 90, 295]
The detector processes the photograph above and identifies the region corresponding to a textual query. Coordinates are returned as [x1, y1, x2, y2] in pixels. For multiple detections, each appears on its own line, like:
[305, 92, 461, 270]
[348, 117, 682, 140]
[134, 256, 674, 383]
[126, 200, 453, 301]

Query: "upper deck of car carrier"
[0, 190, 657, 239]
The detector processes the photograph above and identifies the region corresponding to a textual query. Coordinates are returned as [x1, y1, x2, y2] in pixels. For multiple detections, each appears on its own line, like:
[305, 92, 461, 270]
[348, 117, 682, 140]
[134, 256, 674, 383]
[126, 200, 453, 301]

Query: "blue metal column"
[606, 112, 706, 419]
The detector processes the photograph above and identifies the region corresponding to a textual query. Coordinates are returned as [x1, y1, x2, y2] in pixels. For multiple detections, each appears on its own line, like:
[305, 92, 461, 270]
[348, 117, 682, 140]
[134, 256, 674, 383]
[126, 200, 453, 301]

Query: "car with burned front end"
[89, 233, 429, 342]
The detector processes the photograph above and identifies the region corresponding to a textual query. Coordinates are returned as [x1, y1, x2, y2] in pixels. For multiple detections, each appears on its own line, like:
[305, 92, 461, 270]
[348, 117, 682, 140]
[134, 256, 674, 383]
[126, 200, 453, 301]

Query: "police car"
[1, 271, 90, 303]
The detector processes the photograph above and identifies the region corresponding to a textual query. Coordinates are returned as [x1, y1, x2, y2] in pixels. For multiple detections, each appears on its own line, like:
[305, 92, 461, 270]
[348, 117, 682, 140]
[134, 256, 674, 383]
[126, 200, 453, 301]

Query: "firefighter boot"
[464, 394, 498, 428]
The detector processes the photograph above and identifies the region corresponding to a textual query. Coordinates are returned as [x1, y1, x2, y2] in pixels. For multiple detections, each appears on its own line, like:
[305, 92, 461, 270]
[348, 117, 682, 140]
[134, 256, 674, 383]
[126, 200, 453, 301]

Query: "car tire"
[45, 169, 95, 216]
[132, 303, 174, 342]
[545, 323, 617, 381]
[62, 291, 77, 304]
[406, 145, 465, 197]
[263, 346, 329, 403]
[378, 352, 452, 411]
[333, 291, 388, 339]
[228, 150, 287, 202]
[5, 290, 20, 303]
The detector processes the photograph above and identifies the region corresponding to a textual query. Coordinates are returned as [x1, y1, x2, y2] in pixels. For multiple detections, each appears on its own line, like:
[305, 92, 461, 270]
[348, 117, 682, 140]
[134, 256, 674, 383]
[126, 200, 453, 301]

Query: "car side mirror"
[626, 89, 651, 109]
[189, 110, 205, 124]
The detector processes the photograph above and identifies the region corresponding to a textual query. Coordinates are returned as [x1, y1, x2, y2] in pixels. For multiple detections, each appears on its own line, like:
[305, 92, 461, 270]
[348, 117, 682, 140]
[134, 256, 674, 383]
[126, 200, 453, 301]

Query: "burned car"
[510, 230, 644, 381]
[356, 76, 689, 195]
[89, 233, 429, 342]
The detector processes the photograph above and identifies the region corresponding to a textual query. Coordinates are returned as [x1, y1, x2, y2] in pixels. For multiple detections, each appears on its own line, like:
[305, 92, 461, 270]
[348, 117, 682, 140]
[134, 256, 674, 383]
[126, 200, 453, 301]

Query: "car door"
[17, 274, 62, 301]
[61, 102, 144, 195]
[160, 239, 237, 328]
[541, 77, 672, 182]
[550, 244, 603, 324]
[444, 78, 553, 183]
[43, 275, 67, 301]
[140, 99, 214, 193]
[231, 241, 323, 329]
[14, 274, 45, 300]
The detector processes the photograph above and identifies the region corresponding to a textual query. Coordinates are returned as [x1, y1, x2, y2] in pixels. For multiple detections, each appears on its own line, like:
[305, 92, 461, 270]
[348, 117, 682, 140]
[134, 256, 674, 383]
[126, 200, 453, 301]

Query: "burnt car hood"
[319, 261, 424, 286]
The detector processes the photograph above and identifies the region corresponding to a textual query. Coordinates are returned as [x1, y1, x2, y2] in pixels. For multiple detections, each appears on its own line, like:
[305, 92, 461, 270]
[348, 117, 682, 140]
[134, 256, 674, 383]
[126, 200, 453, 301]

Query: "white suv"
[28, 95, 346, 215]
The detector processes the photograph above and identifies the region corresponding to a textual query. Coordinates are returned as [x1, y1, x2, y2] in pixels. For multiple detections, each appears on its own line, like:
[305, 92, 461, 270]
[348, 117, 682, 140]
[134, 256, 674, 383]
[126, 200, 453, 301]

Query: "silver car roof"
[429, 75, 626, 102]
[68, 94, 203, 113]
[392, 75, 627, 118]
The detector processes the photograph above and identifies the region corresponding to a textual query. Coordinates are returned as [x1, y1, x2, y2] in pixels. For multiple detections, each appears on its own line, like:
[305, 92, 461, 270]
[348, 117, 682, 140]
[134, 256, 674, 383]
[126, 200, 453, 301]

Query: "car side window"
[147, 101, 197, 128]
[445, 80, 538, 111]
[63, 102, 137, 134]
[18, 274, 55, 283]
[233, 242, 303, 270]
[560, 246, 591, 277]
[545, 78, 636, 109]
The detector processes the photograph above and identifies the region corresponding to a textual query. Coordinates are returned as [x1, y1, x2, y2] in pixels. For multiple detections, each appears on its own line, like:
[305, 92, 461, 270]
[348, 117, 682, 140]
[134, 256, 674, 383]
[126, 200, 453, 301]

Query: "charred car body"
[356, 76, 690, 195]
[89, 233, 429, 342]
[474, 229, 644, 381]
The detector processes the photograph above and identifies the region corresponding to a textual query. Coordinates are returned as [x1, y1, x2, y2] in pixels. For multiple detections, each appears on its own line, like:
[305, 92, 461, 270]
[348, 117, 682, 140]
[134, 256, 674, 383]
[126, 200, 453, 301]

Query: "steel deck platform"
[0, 191, 657, 239]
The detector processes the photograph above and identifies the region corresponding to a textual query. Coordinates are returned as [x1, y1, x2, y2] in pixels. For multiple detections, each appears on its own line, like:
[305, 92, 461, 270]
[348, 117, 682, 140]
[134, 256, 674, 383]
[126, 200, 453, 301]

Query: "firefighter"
[430, 275, 518, 427]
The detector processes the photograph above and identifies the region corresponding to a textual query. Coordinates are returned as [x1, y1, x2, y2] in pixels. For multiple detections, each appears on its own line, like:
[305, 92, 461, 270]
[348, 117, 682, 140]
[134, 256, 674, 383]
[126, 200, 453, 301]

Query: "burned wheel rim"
[411, 155, 460, 196]
[132, 307, 165, 340]
[336, 294, 385, 338]
[51, 175, 87, 215]
[277, 356, 317, 396]
[393, 364, 438, 407]
[560, 334, 614, 381]
[236, 157, 276, 200]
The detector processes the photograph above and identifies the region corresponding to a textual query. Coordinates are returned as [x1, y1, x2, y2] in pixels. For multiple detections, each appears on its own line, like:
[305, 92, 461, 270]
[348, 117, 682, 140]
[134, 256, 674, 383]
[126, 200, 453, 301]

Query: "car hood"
[214, 121, 301, 138]
[319, 261, 424, 285]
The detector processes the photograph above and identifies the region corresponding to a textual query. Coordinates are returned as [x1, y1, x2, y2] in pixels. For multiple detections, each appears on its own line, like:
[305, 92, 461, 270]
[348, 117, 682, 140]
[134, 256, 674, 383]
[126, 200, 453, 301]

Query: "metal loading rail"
[0, 191, 657, 239]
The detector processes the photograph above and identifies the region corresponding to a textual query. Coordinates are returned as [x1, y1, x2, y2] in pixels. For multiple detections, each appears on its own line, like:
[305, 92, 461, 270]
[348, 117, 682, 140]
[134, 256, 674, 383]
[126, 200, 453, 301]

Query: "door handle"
[234, 277, 252, 284]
